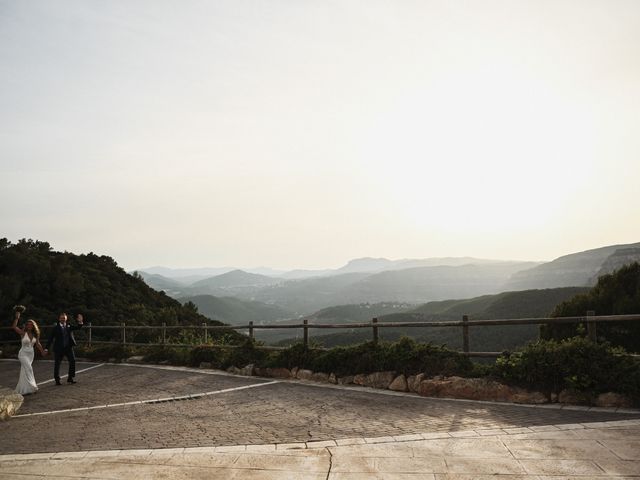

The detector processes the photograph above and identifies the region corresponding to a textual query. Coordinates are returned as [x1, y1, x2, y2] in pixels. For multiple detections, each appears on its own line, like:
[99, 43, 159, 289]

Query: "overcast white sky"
[1, 0, 639, 271]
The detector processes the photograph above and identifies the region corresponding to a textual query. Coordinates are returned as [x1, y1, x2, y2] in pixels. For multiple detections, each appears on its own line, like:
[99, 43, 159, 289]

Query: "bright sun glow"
[1, 1, 639, 268]
[359, 65, 598, 232]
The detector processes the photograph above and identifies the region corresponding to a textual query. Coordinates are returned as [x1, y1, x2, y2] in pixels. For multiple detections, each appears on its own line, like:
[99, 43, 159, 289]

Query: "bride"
[12, 306, 46, 395]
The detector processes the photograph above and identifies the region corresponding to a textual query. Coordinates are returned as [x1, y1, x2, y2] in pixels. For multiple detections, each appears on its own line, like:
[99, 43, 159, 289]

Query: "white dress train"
[15, 334, 38, 395]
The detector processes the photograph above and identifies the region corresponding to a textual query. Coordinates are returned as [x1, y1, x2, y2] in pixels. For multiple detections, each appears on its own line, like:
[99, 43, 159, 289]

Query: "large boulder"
[0, 387, 23, 421]
[311, 372, 330, 383]
[388, 374, 409, 392]
[353, 371, 396, 389]
[416, 376, 548, 404]
[407, 373, 425, 393]
[240, 364, 255, 376]
[510, 388, 548, 404]
[265, 367, 292, 379]
[337, 375, 354, 385]
[594, 392, 633, 408]
[558, 389, 589, 405]
[296, 369, 314, 381]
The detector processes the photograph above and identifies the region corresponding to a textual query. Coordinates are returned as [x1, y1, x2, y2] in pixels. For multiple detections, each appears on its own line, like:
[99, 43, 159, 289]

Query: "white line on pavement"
[38, 363, 106, 385]
[15, 380, 280, 418]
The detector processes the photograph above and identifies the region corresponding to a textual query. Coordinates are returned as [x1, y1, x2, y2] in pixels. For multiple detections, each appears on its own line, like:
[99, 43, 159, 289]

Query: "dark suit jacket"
[45, 322, 83, 353]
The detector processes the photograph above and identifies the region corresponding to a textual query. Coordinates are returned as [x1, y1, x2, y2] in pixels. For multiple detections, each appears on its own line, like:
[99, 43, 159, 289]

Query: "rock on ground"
[0, 387, 23, 421]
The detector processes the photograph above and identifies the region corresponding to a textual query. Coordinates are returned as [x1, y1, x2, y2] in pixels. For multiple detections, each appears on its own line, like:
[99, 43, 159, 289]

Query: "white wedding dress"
[15, 334, 38, 395]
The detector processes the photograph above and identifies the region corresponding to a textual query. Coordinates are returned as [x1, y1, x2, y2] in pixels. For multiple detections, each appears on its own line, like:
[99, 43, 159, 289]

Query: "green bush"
[380, 337, 474, 377]
[267, 338, 473, 378]
[190, 345, 226, 367]
[220, 340, 269, 369]
[76, 344, 135, 361]
[0, 344, 20, 358]
[140, 345, 190, 365]
[190, 339, 270, 368]
[494, 336, 640, 400]
[309, 342, 387, 376]
[263, 342, 320, 370]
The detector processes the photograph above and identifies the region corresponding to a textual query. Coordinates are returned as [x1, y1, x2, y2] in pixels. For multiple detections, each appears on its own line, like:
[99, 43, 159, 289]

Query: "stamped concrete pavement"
[1, 359, 640, 478]
[1, 420, 639, 479]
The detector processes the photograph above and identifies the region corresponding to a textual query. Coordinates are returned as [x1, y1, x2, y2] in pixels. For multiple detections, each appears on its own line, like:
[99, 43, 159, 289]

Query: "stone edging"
[116, 362, 640, 414]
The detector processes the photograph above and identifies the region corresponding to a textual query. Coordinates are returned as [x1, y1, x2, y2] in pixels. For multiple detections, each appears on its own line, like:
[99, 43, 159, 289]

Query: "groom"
[44, 312, 84, 385]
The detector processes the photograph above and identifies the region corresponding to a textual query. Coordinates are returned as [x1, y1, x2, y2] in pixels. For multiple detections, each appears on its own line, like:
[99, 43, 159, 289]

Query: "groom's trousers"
[54, 347, 76, 381]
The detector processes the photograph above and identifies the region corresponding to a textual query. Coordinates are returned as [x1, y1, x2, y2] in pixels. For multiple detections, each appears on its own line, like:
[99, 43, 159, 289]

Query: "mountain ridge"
[505, 242, 640, 290]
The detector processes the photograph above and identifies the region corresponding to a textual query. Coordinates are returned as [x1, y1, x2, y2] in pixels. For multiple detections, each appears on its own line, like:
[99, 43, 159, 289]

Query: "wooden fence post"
[249, 321, 254, 341]
[121, 322, 126, 346]
[586, 310, 596, 342]
[372, 318, 379, 344]
[88, 322, 92, 346]
[303, 319, 309, 349]
[203, 322, 208, 344]
[462, 315, 469, 353]
[162, 322, 166, 345]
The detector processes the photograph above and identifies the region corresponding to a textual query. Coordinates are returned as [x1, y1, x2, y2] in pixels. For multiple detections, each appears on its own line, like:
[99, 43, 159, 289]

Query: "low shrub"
[380, 337, 474, 377]
[0, 344, 20, 358]
[265, 337, 474, 378]
[263, 342, 321, 370]
[220, 339, 269, 369]
[140, 345, 190, 365]
[190, 345, 225, 368]
[76, 344, 135, 361]
[494, 336, 640, 400]
[190, 339, 270, 368]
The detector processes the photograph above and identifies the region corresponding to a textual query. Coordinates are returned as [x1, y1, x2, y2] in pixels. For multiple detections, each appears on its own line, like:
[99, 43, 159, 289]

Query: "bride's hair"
[26, 319, 41, 338]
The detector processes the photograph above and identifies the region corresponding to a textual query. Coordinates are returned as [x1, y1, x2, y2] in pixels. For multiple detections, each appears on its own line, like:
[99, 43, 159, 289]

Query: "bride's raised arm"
[11, 306, 25, 337]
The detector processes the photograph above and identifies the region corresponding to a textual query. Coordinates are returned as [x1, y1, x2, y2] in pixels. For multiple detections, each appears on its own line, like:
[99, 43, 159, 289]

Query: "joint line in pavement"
[15, 380, 280, 418]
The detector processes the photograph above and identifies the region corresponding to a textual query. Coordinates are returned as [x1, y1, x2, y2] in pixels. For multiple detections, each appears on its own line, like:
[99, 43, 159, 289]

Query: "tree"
[542, 262, 640, 352]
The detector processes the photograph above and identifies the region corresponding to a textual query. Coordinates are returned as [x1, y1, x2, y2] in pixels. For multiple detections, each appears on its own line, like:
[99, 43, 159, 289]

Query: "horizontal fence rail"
[1, 313, 639, 358]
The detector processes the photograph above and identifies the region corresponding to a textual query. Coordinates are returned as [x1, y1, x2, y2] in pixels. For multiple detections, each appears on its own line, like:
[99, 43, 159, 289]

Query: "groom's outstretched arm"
[70, 313, 84, 331]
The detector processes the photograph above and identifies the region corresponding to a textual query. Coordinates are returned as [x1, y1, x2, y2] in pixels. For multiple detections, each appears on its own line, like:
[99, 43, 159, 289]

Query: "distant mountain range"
[190, 269, 280, 290]
[135, 242, 640, 316]
[138, 266, 286, 283]
[504, 242, 640, 290]
[139, 256, 530, 281]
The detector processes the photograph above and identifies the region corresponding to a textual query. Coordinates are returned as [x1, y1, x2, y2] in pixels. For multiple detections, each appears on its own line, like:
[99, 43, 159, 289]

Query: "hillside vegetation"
[0, 238, 242, 344]
[544, 262, 640, 352]
[253, 302, 414, 344]
[277, 287, 588, 350]
[179, 294, 293, 326]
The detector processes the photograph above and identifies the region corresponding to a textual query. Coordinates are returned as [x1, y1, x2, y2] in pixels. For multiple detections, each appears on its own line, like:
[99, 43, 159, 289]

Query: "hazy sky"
[1, 0, 639, 271]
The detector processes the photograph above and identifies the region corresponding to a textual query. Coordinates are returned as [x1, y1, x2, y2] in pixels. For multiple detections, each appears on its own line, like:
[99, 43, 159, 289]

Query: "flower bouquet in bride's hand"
[13, 305, 26, 313]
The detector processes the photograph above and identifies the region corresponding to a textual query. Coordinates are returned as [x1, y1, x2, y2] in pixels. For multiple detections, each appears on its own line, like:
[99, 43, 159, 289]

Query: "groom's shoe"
[67, 378, 76, 384]
[55, 380, 62, 386]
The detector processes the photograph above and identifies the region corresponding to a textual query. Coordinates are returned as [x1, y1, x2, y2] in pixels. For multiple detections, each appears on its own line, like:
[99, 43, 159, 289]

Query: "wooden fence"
[2, 312, 640, 357]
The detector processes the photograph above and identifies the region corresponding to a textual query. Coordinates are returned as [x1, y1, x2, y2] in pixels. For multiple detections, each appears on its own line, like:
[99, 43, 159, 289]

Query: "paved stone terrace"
[2, 420, 640, 479]
[1, 359, 639, 456]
